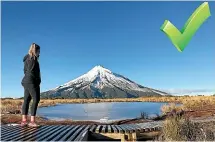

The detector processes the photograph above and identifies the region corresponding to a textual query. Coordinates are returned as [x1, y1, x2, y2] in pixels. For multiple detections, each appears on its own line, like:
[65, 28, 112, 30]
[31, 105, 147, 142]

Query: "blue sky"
[2, 2, 215, 98]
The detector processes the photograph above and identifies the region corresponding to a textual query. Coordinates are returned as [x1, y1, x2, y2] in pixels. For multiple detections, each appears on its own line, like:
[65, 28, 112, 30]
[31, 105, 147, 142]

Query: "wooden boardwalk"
[1, 121, 163, 141]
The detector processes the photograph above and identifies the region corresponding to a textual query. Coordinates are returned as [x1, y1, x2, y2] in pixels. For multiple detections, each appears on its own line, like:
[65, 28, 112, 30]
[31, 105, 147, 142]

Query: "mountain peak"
[43, 65, 169, 98]
[95, 65, 104, 68]
[88, 65, 112, 74]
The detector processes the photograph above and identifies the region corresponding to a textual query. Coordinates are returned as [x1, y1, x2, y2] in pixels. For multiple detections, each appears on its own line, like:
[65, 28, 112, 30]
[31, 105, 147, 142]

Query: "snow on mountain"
[41, 65, 169, 99]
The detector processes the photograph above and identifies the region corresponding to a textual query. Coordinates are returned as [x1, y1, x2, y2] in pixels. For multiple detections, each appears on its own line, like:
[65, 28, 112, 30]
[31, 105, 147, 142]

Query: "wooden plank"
[51, 125, 75, 141]
[1, 130, 9, 136]
[137, 123, 153, 132]
[22, 125, 59, 141]
[1, 125, 21, 133]
[128, 124, 142, 132]
[1, 126, 12, 134]
[136, 123, 146, 132]
[7, 127, 41, 141]
[34, 125, 65, 141]
[0, 126, 20, 135]
[118, 125, 130, 133]
[1, 125, 21, 130]
[111, 125, 119, 133]
[156, 126, 162, 131]
[144, 128, 150, 132]
[19, 126, 51, 141]
[124, 124, 136, 133]
[151, 127, 155, 131]
[59, 125, 80, 141]
[0, 126, 8, 133]
[2, 126, 37, 140]
[123, 124, 134, 133]
[74, 125, 90, 141]
[75, 131, 88, 141]
[1, 126, 28, 137]
[114, 125, 124, 133]
[101, 125, 107, 133]
[146, 123, 154, 131]
[95, 125, 102, 133]
[1, 123, 163, 141]
[66, 125, 86, 141]
[108, 125, 112, 133]
[136, 123, 144, 128]
[7, 129, 36, 141]
[38, 125, 70, 141]
[90, 125, 97, 132]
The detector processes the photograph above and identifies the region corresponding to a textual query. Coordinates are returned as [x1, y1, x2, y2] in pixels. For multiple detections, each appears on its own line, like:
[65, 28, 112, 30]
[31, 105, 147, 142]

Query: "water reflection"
[83, 102, 113, 119]
[37, 102, 167, 121]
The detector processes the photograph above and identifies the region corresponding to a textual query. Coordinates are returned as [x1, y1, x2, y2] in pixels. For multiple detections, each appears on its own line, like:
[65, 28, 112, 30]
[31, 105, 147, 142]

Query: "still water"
[37, 102, 167, 121]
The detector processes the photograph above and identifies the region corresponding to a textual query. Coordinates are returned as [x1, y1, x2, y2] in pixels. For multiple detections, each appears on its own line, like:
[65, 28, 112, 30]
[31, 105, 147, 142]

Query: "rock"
[7, 123, 20, 126]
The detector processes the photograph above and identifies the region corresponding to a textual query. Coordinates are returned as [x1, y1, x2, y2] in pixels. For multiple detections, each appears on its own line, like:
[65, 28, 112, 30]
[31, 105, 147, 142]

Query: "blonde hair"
[28, 43, 40, 60]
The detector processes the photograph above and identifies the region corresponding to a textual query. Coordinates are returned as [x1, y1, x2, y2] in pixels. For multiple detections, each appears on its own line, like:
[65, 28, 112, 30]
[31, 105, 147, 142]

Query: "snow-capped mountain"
[41, 65, 169, 99]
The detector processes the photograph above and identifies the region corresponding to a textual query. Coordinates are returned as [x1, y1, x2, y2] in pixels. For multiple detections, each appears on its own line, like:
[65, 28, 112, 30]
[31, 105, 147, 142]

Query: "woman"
[21, 43, 41, 127]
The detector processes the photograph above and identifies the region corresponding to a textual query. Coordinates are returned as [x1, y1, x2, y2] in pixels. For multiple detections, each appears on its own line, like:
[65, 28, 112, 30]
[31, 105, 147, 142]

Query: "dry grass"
[182, 97, 215, 111]
[161, 96, 215, 114]
[161, 115, 182, 141]
[160, 103, 183, 115]
[160, 115, 215, 141]
[1, 96, 215, 114]
[0, 100, 23, 113]
[0, 99, 58, 114]
[159, 96, 215, 141]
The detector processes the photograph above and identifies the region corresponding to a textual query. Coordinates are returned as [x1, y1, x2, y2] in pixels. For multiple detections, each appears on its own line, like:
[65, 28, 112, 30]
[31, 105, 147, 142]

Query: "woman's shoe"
[28, 122, 40, 128]
[20, 121, 28, 127]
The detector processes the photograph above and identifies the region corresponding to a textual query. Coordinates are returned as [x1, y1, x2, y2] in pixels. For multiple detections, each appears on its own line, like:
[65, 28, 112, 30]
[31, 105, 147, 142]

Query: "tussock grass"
[0, 99, 58, 114]
[182, 97, 215, 111]
[159, 96, 215, 141]
[161, 103, 183, 115]
[1, 96, 215, 114]
[1, 100, 23, 113]
[160, 96, 215, 115]
[160, 115, 215, 141]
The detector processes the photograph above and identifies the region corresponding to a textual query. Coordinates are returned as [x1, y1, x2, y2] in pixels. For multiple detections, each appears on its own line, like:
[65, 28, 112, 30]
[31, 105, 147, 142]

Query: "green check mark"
[160, 2, 211, 52]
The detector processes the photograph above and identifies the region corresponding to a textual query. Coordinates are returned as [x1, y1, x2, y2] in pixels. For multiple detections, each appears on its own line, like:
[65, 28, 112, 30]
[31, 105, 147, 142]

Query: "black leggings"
[22, 83, 40, 116]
